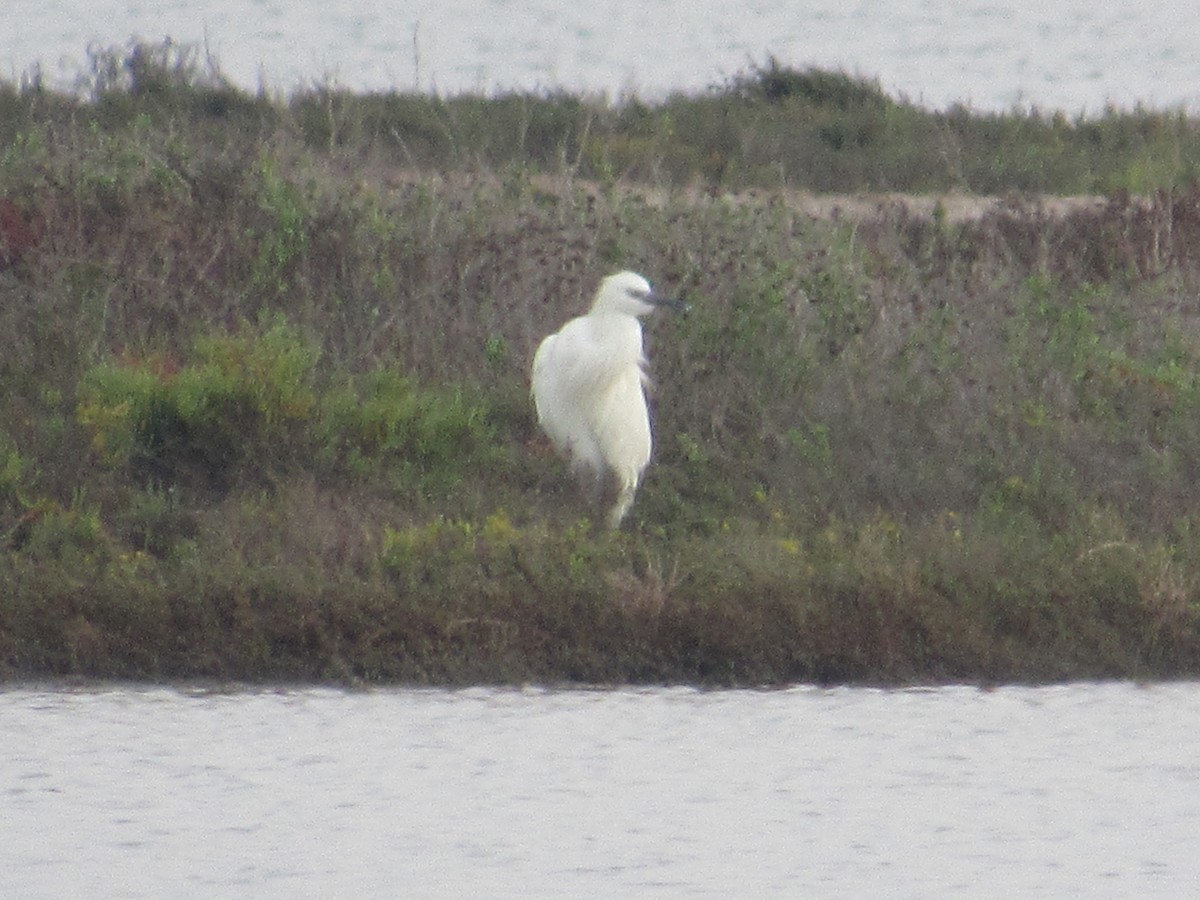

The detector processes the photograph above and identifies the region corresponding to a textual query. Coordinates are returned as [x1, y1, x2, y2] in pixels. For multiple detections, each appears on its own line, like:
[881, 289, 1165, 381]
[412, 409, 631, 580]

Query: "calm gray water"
[6, 1, 1200, 113]
[3, 682, 1198, 897]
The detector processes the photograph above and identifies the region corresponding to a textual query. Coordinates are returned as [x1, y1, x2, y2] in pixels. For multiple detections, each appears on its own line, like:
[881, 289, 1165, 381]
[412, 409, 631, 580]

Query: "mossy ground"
[4, 41, 1200, 685]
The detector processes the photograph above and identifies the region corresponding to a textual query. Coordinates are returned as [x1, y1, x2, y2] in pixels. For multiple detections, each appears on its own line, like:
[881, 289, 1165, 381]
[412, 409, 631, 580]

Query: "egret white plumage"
[532, 271, 685, 528]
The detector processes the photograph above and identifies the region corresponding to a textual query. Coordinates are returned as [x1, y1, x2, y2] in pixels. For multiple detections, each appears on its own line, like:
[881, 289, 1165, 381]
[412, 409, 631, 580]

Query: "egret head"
[591, 270, 687, 317]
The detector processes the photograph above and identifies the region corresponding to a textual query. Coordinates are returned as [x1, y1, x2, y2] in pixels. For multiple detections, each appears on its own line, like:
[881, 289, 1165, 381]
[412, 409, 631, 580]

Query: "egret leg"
[608, 470, 640, 529]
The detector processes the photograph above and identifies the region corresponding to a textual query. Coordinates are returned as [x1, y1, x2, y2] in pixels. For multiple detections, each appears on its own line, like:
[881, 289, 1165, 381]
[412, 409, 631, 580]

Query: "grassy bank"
[4, 41, 1200, 685]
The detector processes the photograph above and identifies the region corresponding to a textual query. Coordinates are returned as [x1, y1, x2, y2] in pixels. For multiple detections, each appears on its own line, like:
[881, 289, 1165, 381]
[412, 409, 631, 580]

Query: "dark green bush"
[77, 319, 320, 490]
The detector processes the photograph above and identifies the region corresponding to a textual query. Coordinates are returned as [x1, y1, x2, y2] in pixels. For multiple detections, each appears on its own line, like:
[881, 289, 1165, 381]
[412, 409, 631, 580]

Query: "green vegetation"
[4, 40, 1200, 685]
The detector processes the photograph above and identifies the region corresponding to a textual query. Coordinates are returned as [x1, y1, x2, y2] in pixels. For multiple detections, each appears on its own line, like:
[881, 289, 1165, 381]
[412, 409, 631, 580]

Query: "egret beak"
[648, 291, 690, 314]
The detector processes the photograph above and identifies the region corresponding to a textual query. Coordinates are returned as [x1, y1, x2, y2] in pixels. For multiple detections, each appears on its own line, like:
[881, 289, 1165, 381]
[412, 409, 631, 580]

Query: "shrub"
[77, 318, 320, 490]
[317, 367, 498, 490]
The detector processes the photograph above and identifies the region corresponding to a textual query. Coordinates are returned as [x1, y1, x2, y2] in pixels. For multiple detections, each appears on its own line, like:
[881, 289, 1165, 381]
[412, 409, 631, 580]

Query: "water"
[3, 682, 1198, 897]
[6, 1, 1200, 113]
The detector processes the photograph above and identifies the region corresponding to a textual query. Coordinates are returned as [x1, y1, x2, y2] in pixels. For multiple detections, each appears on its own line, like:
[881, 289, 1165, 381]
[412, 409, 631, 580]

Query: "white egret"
[532, 271, 686, 528]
